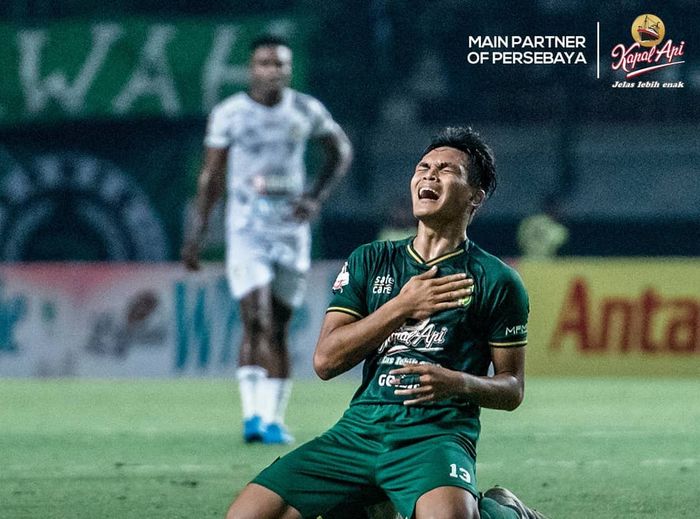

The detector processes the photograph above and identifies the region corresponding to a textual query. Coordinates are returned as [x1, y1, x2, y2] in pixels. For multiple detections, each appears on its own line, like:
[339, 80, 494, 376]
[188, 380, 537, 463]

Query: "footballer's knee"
[414, 486, 479, 519]
[226, 501, 301, 519]
[239, 289, 275, 337]
[225, 499, 259, 519]
[226, 484, 300, 519]
[418, 510, 479, 519]
[242, 310, 273, 337]
[414, 510, 478, 519]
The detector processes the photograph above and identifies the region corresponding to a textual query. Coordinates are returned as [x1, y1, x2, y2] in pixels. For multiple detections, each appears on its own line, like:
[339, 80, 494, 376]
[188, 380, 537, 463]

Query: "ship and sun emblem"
[631, 14, 666, 47]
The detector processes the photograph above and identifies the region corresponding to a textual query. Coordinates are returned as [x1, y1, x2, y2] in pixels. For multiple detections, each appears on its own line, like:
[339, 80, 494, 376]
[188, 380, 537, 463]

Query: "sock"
[237, 366, 267, 420]
[258, 378, 293, 425]
[479, 497, 520, 519]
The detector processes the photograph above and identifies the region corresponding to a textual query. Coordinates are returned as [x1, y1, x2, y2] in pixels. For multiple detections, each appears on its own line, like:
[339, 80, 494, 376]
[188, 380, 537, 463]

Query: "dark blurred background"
[0, 0, 698, 262]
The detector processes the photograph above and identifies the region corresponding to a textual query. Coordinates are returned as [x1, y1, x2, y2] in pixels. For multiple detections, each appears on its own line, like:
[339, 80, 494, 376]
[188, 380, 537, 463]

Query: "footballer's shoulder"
[370, 236, 413, 256]
[468, 241, 523, 285]
[352, 239, 388, 258]
[290, 89, 322, 108]
[211, 92, 249, 115]
[289, 89, 333, 118]
[378, 235, 413, 248]
[350, 238, 409, 263]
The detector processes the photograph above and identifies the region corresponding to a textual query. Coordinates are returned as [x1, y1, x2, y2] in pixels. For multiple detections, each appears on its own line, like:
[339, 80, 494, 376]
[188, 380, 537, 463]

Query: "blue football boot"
[243, 415, 265, 443]
[262, 422, 294, 445]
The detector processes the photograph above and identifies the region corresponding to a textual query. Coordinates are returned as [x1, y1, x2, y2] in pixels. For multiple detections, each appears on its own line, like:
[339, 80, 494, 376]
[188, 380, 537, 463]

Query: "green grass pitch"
[1, 377, 698, 518]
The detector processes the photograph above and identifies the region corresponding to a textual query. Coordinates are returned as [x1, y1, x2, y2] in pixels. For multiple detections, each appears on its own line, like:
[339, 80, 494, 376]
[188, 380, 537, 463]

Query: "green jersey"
[328, 237, 529, 412]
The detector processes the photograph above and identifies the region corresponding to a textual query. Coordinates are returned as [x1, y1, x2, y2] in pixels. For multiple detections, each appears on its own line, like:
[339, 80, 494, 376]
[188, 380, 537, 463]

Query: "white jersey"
[205, 88, 340, 234]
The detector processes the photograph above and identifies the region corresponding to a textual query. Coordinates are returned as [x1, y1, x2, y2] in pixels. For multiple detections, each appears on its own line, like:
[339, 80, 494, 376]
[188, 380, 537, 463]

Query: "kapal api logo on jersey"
[611, 14, 685, 88]
[378, 318, 448, 355]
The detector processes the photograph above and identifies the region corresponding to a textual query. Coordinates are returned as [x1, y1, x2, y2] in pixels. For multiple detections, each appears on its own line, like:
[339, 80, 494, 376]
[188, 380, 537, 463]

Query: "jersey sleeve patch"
[487, 271, 529, 347]
[327, 245, 371, 317]
[332, 262, 350, 293]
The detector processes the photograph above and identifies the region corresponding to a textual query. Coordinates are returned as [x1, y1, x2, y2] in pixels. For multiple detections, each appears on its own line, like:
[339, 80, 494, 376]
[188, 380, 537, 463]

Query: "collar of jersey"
[407, 239, 469, 267]
[245, 88, 290, 110]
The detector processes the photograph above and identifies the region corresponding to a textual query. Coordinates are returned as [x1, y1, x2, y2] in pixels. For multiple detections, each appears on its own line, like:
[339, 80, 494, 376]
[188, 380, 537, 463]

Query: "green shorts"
[253, 403, 480, 519]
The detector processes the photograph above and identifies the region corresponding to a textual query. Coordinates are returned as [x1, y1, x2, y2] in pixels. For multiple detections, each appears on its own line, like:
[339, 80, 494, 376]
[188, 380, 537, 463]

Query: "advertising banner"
[519, 259, 699, 376]
[1, 260, 697, 378]
[0, 17, 308, 126]
[0, 262, 342, 378]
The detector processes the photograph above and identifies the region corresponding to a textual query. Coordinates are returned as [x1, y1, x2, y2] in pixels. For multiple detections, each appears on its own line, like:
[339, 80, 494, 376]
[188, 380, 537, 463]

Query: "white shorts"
[225, 227, 311, 308]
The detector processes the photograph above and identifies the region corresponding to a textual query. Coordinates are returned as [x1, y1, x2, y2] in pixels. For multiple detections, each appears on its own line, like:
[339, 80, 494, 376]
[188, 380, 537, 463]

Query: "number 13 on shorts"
[449, 463, 472, 483]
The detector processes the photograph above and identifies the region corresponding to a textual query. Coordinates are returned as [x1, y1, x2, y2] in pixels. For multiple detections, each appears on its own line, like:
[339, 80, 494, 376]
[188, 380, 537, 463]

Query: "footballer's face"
[249, 45, 292, 95]
[411, 146, 483, 224]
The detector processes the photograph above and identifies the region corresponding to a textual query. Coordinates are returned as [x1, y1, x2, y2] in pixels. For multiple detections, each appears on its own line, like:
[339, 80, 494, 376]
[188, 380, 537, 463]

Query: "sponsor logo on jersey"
[332, 262, 349, 293]
[251, 172, 296, 196]
[505, 324, 527, 336]
[378, 318, 448, 355]
[372, 274, 395, 294]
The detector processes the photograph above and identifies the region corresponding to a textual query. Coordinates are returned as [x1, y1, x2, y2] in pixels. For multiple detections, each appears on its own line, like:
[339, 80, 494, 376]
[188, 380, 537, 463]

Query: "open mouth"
[418, 187, 440, 201]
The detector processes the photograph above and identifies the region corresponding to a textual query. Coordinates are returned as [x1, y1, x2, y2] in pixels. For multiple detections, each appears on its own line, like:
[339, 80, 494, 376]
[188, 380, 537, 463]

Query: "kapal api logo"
[611, 14, 685, 88]
[378, 318, 448, 356]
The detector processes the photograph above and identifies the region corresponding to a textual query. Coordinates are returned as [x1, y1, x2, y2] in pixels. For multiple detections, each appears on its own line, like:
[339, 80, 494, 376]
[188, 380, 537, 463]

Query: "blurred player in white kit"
[182, 34, 353, 444]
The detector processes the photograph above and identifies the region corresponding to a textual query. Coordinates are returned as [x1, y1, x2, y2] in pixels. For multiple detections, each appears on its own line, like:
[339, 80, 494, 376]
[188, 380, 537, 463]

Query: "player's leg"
[238, 288, 274, 442]
[226, 231, 278, 442]
[269, 295, 292, 378]
[226, 483, 301, 519]
[375, 487, 538, 519]
[239, 422, 380, 519]
[365, 501, 402, 519]
[238, 285, 296, 443]
[321, 480, 396, 519]
[236, 331, 266, 442]
[238, 287, 292, 382]
[260, 261, 306, 444]
[258, 294, 294, 443]
[377, 412, 480, 519]
[414, 486, 479, 519]
[238, 285, 277, 370]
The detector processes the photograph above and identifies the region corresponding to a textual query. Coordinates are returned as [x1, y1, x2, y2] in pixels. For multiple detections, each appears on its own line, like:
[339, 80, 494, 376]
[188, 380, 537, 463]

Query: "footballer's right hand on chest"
[398, 266, 474, 320]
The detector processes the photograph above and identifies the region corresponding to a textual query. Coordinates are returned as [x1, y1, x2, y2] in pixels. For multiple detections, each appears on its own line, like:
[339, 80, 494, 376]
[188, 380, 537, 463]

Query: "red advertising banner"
[518, 259, 699, 376]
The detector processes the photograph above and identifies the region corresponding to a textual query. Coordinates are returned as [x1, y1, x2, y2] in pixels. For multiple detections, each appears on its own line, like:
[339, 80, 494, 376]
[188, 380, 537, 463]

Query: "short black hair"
[421, 126, 497, 197]
[250, 34, 291, 53]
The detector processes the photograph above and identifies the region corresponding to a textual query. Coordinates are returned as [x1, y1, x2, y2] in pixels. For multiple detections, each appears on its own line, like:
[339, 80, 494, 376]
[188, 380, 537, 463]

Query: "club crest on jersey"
[332, 262, 350, 293]
[459, 274, 475, 309]
[458, 294, 473, 308]
[372, 274, 395, 294]
[378, 318, 448, 355]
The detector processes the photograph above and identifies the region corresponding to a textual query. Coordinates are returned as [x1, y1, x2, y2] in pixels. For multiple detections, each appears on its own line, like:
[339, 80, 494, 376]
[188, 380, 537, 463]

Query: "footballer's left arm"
[477, 344, 526, 410]
[390, 346, 525, 410]
[294, 129, 353, 220]
[315, 129, 353, 199]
